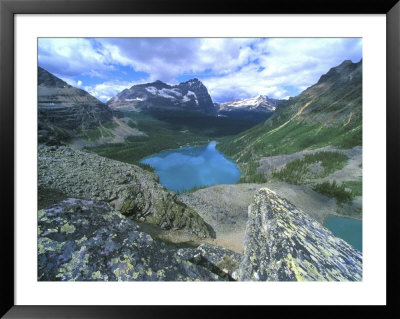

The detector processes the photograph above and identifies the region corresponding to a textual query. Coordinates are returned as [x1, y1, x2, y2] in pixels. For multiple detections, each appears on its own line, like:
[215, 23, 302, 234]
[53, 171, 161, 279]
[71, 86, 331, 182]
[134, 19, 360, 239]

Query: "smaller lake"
[324, 215, 362, 252]
[140, 141, 241, 192]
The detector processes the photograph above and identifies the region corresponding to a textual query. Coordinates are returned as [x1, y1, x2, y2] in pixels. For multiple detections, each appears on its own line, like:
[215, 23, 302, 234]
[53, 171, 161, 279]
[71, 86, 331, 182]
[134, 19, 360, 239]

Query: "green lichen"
[92, 271, 102, 280]
[60, 223, 76, 234]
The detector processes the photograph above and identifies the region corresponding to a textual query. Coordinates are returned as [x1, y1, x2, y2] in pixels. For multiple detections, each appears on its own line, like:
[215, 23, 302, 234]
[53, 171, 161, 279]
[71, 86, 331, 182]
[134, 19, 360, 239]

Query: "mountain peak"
[317, 59, 361, 85]
[219, 95, 283, 114]
[38, 66, 70, 88]
[108, 77, 216, 115]
[181, 78, 202, 86]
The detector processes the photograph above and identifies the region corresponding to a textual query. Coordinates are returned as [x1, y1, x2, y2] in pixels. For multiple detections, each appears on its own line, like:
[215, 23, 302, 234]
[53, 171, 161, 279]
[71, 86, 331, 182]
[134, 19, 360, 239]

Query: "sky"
[38, 38, 362, 103]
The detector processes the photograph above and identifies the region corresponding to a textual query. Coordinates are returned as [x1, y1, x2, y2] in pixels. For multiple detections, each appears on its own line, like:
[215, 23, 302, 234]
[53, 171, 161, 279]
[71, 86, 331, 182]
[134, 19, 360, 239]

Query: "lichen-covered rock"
[38, 144, 212, 238]
[177, 244, 241, 280]
[38, 199, 224, 281]
[238, 188, 362, 281]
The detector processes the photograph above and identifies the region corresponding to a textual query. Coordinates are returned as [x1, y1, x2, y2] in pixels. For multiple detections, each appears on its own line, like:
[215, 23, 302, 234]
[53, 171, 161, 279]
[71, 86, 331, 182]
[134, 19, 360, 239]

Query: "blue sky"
[38, 38, 362, 103]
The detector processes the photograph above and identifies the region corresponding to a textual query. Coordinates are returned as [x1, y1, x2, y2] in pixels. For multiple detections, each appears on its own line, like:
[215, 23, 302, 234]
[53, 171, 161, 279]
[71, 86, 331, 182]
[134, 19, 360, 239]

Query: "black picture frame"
[1, 0, 398, 317]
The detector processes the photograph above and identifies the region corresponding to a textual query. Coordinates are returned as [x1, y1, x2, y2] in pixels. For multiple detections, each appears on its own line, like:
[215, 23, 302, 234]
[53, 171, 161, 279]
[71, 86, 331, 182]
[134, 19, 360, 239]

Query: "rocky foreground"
[38, 146, 362, 281]
[38, 199, 238, 281]
[38, 145, 212, 238]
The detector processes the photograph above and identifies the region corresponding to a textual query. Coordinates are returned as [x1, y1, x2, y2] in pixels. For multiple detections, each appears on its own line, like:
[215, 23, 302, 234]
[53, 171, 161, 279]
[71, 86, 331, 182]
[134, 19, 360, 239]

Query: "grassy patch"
[272, 151, 348, 184]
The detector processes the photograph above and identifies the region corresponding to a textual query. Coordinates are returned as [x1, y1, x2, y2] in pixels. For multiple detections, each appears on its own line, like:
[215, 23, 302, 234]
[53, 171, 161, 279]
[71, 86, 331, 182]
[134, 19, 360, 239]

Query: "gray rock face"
[38, 144, 213, 238]
[238, 188, 362, 281]
[38, 199, 227, 281]
[107, 78, 216, 116]
[38, 67, 114, 143]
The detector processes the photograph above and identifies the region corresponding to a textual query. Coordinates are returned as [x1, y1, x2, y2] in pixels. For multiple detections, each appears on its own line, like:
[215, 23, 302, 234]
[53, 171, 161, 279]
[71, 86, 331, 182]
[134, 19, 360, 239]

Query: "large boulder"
[38, 199, 225, 281]
[38, 145, 213, 238]
[237, 188, 362, 281]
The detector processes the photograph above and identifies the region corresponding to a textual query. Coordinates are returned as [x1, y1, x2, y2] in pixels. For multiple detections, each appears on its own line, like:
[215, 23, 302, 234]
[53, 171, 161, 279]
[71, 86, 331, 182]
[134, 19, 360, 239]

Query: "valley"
[37, 57, 363, 281]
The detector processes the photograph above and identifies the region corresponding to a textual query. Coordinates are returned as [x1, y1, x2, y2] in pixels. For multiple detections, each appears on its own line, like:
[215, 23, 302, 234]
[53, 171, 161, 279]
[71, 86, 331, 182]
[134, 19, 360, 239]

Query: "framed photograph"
[1, 0, 398, 317]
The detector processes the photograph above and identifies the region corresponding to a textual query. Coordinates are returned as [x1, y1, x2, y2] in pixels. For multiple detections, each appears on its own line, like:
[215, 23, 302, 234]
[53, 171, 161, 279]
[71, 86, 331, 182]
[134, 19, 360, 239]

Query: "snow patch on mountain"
[125, 97, 146, 102]
[145, 87, 183, 99]
[182, 91, 198, 105]
[219, 95, 281, 113]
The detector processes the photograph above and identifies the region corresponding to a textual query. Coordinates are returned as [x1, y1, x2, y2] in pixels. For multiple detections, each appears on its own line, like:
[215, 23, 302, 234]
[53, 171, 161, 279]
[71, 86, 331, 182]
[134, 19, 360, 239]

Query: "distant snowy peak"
[219, 95, 283, 113]
[108, 78, 215, 115]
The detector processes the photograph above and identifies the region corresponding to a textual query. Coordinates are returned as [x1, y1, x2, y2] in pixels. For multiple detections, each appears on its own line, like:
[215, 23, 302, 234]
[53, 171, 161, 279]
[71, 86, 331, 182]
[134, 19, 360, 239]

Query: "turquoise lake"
[140, 141, 241, 192]
[324, 215, 362, 252]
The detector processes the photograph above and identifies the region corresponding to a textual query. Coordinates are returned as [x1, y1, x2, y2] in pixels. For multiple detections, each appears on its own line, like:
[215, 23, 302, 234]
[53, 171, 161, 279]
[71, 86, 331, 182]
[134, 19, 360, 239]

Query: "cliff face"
[38, 67, 115, 143]
[38, 145, 213, 238]
[237, 188, 362, 281]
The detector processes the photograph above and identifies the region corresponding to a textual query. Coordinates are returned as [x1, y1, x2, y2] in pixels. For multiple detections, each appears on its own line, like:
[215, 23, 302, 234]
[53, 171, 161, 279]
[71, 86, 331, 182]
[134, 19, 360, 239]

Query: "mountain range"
[217, 59, 362, 166]
[38, 60, 361, 154]
[38, 67, 286, 144]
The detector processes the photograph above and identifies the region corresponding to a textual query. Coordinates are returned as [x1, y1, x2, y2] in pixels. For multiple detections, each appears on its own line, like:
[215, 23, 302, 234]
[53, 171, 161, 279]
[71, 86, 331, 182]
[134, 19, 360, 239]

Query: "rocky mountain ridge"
[107, 78, 216, 116]
[217, 59, 363, 166]
[265, 59, 362, 128]
[38, 67, 115, 143]
[38, 67, 147, 147]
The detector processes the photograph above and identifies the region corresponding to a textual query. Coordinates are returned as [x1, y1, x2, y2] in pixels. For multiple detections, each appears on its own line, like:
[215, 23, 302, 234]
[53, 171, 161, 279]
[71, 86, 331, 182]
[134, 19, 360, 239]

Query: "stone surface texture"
[237, 188, 362, 281]
[38, 199, 229, 281]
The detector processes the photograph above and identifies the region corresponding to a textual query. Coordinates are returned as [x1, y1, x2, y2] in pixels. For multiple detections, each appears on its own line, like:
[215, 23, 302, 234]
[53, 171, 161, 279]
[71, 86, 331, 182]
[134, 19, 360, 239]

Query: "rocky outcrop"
[107, 78, 216, 116]
[38, 144, 212, 238]
[37, 181, 363, 281]
[38, 199, 230, 281]
[237, 188, 362, 281]
[38, 67, 115, 143]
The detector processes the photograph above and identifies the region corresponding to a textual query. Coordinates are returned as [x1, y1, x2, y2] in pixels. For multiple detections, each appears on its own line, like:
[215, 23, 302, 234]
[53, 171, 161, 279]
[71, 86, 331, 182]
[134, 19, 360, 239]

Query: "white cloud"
[38, 38, 112, 77]
[202, 38, 362, 101]
[83, 80, 145, 103]
[39, 38, 362, 102]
